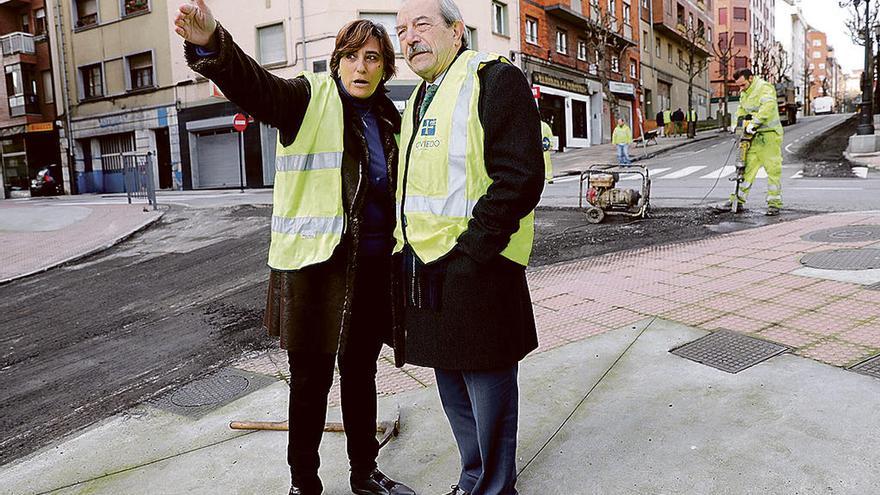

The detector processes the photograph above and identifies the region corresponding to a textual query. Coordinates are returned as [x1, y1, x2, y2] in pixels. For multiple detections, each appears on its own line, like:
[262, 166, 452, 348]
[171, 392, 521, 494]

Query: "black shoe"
[765, 206, 780, 216]
[351, 468, 417, 495]
[442, 486, 469, 495]
[289, 486, 322, 495]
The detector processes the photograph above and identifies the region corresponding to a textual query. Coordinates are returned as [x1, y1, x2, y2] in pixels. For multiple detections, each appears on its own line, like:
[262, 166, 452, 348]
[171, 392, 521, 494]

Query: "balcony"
[8, 93, 39, 117]
[0, 33, 35, 56]
[0, 0, 30, 8]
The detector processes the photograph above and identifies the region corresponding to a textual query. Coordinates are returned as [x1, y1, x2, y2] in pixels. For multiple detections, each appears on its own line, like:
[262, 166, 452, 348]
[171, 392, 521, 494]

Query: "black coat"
[395, 58, 544, 371]
[185, 25, 401, 355]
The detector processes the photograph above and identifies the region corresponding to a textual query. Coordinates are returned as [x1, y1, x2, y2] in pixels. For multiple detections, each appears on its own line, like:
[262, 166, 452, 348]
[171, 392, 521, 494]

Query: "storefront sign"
[533, 72, 589, 95]
[26, 122, 54, 133]
[609, 82, 635, 95]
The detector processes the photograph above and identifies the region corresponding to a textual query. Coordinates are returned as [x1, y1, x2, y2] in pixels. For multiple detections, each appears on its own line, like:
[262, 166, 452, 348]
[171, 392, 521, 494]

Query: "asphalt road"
[540, 114, 880, 212]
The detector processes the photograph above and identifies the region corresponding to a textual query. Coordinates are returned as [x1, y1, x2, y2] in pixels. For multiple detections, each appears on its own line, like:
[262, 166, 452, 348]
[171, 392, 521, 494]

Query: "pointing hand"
[174, 0, 217, 47]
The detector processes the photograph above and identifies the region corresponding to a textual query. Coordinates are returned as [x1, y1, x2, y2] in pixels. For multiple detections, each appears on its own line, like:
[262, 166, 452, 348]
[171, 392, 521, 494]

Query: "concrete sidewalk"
[0, 200, 163, 284]
[2, 209, 880, 494]
[549, 129, 722, 177]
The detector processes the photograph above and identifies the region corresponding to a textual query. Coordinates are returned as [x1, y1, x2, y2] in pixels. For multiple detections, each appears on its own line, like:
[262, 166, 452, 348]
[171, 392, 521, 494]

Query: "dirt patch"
[798, 116, 858, 178]
[531, 206, 815, 267]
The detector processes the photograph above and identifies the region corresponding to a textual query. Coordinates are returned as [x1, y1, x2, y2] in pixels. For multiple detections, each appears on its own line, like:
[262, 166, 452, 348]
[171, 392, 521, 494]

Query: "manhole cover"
[803, 226, 880, 243]
[170, 373, 250, 407]
[800, 249, 880, 271]
[850, 354, 880, 379]
[670, 330, 790, 374]
[149, 368, 277, 417]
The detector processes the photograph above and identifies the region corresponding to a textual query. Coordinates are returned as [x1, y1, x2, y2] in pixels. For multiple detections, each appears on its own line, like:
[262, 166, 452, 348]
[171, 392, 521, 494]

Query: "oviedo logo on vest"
[542, 137, 551, 152]
[415, 118, 442, 149]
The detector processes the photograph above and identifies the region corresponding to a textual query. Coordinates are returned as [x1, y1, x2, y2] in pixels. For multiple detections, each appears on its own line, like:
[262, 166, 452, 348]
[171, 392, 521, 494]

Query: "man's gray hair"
[438, 0, 468, 49]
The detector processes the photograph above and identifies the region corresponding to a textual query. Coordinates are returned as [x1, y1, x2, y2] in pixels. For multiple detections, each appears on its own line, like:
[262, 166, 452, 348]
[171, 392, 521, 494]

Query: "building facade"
[519, 0, 641, 147]
[806, 29, 831, 102]
[639, 0, 713, 125]
[171, 0, 520, 190]
[0, 0, 61, 199]
[710, 0, 774, 103]
[47, 0, 179, 195]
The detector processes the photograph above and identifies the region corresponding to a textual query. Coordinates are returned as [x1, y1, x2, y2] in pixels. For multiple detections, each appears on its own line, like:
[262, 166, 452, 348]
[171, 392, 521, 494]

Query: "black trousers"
[287, 256, 389, 492]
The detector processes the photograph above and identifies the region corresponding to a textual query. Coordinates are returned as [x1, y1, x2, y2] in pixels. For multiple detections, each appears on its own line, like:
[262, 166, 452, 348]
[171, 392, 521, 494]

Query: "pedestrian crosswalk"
[552, 164, 853, 183]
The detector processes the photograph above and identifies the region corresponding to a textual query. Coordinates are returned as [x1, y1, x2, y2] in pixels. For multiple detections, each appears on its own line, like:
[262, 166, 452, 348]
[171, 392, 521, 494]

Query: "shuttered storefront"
[194, 128, 240, 189]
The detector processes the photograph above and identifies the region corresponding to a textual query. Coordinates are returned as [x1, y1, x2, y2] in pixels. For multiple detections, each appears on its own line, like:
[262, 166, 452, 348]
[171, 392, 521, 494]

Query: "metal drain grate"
[800, 249, 880, 271]
[150, 368, 277, 417]
[803, 226, 880, 243]
[850, 354, 880, 379]
[670, 330, 791, 374]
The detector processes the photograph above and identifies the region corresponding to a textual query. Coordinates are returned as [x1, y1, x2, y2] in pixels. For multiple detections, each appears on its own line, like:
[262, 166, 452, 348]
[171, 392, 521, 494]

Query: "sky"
[798, 0, 863, 73]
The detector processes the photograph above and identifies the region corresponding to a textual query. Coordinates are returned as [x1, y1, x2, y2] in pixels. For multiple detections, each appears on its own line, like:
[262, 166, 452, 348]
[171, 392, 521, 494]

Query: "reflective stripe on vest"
[393, 51, 536, 266]
[267, 71, 345, 271]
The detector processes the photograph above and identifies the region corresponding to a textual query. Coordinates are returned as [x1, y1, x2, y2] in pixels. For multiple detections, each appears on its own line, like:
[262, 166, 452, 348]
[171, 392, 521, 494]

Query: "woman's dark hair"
[330, 20, 397, 82]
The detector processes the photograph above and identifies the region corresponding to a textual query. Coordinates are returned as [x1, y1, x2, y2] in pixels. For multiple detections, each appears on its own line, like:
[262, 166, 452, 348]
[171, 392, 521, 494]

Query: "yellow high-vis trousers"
[731, 131, 783, 208]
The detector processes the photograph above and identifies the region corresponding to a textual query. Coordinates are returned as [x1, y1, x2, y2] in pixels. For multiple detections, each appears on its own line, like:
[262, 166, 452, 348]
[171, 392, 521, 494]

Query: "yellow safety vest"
[267, 72, 345, 270]
[393, 51, 535, 266]
[737, 77, 783, 135]
[541, 121, 553, 182]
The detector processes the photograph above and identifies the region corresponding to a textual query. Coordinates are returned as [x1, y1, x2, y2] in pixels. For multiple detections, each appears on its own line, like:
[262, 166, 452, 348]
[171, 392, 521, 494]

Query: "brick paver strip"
[758, 325, 825, 348]
[839, 322, 880, 348]
[797, 339, 876, 367]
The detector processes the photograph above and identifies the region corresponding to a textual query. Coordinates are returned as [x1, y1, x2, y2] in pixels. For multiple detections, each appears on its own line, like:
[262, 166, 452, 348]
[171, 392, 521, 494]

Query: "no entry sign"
[233, 113, 249, 132]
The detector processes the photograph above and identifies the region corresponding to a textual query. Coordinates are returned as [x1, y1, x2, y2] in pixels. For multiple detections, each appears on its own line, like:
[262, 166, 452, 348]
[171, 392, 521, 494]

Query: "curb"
[844, 150, 880, 170]
[0, 211, 165, 286]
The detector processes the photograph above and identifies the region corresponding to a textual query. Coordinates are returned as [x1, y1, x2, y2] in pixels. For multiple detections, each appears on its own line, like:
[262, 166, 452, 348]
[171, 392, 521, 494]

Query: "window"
[257, 23, 286, 66]
[707, 27, 712, 42]
[688, 13, 694, 28]
[819, 63, 826, 69]
[21, 13, 29, 33]
[590, 0, 600, 22]
[361, 13, 400, 53]
[577, 40, 587, 60]
[611, 56, 620, 73]
[812, 39, 821, 47]
[74, 0, 98, 28]
[809, 63, 815, 70]
[630, 59, 637, 78]
[734, 56, 748, 69]
[126, 52, 153, 90]
[5, 64, 37, 116]
[667, 43, 672, 62]
[492, 1, 508, 36]
[122, 0, 149, 16]
[678, 49, 683, 69]
[733, 7, 746, 21]
[80, 63, 103, 99]
[623, 2, 631, 24]
[525, 17, 538, 45]
[556, 30, 568, 54]
[718, 32, 728, 49]
[34, 9, 46, 37]
[467, 26, 478, 50]
[313, 60, 327, 72]
[813, 51, 821, 58]
[42, 70, 53, 104]
[718, 7, 727, 24]
[733, 32, 747, 46]
[656, 40, 661, 57]
[609, 0, 618, 29]
[643, 30, 648, 51]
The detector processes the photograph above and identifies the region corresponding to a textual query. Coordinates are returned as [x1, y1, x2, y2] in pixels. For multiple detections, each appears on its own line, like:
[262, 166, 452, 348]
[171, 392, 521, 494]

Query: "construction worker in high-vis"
[727, 68, 784, 216]
[541, 120, 554, 183]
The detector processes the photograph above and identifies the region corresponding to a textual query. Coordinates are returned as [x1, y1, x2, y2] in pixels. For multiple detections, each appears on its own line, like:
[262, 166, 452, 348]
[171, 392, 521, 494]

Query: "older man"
[393, 1, 544, 494]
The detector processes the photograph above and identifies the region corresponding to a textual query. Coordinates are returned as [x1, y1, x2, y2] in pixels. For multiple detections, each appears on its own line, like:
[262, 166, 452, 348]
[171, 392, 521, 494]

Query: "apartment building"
[519, 0, 640, 147]
[775, 0, 807, 113]
[711, 0, 774, 101]
[172, 0, 520, 189]
[0, 0, 60, 199]
[47, 0, 178, 194]
[806, 29, 832, 101]
[639, 0, 713, 123]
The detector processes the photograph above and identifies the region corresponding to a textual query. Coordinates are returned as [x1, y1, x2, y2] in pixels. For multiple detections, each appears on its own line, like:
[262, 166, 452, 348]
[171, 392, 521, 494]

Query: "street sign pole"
[232, 112, 250, 193]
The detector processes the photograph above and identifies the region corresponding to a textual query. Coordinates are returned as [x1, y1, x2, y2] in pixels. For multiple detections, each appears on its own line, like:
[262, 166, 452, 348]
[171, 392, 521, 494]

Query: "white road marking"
[854, 167, 869, 179]
[790, 170, 804, 179]
[700, 166, 736, 179]
[785, 142, 797, 154]
[620, 167, 670, 180]
[657, 166, 707, 179]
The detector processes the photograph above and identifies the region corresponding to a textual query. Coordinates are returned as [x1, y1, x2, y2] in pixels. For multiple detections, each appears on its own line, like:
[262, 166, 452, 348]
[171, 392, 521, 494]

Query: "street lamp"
[856, 0, 875, 135]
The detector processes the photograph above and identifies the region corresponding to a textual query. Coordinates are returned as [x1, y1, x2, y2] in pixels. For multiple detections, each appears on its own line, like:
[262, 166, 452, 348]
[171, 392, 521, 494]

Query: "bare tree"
[841, 0, 879, 47]
[680, 21, 711, 138]
[583, 0, 636, 141]
[712, 36, 740, 129]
